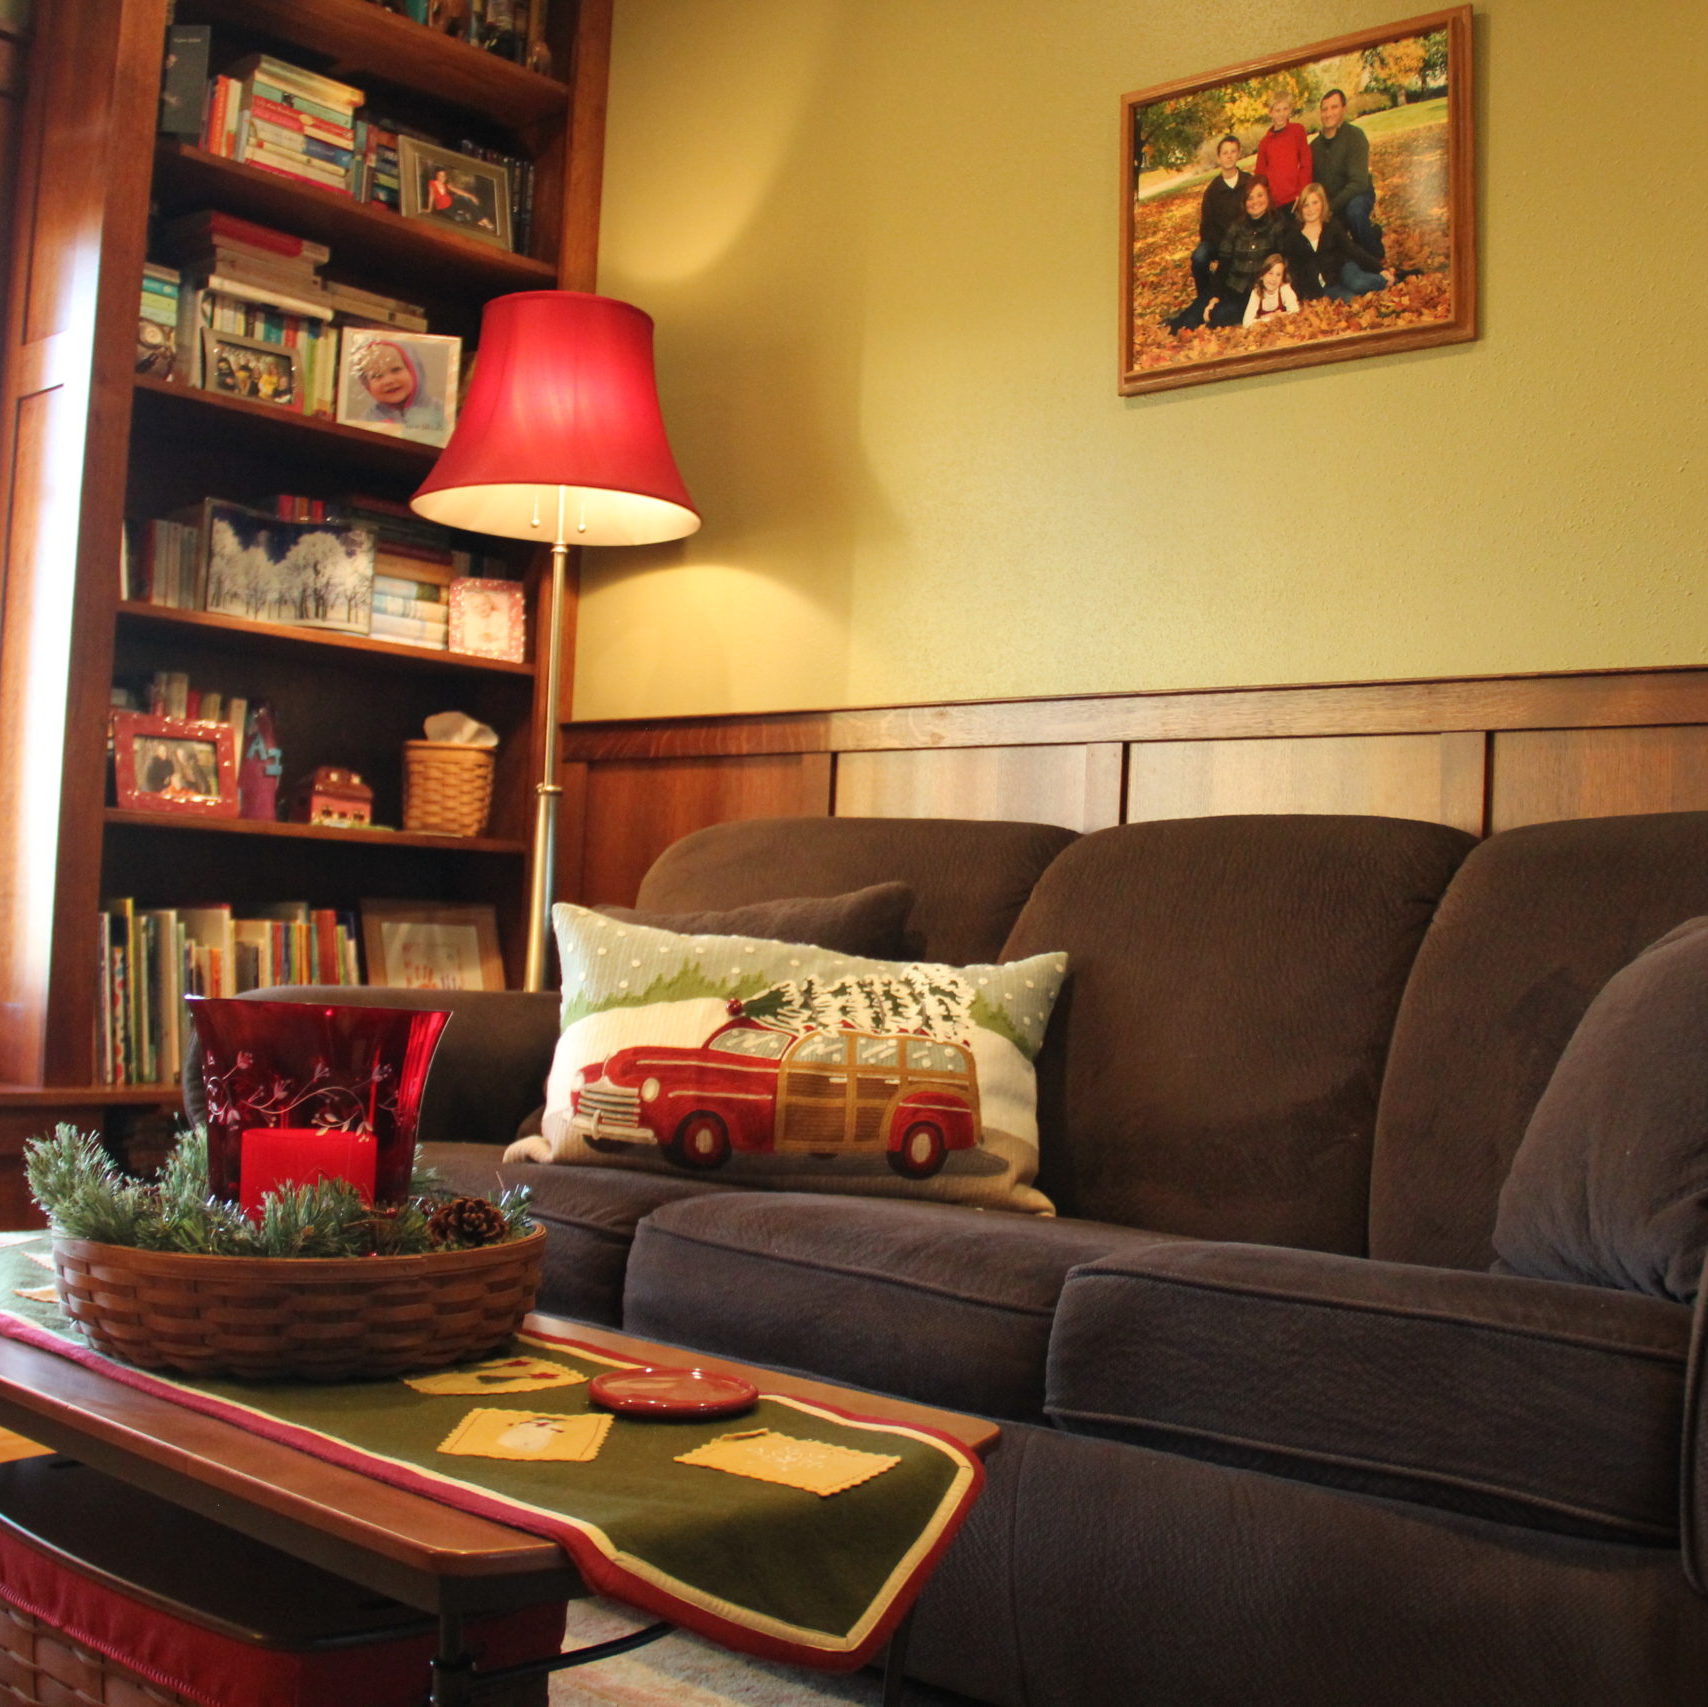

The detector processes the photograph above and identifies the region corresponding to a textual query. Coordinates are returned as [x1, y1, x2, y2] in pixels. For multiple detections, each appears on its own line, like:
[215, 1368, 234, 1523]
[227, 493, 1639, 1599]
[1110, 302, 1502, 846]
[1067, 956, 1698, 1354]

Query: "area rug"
[551, 1598, 973, 1706]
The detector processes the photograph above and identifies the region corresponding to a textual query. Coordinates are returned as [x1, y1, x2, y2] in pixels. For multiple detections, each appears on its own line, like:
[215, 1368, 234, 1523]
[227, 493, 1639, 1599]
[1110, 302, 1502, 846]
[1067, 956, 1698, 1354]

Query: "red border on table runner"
[0, 1307, 984, 1672]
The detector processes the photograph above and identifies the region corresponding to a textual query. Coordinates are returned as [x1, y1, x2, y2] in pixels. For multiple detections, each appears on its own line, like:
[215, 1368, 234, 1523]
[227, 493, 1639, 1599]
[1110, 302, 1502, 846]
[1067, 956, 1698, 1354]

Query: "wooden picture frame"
[397, 136, 513, 250]
[200, 329, 301, 409]
[111, 712, 239, 818]
[361, 901, 505, 991]
[1120, 7, 1475, 395]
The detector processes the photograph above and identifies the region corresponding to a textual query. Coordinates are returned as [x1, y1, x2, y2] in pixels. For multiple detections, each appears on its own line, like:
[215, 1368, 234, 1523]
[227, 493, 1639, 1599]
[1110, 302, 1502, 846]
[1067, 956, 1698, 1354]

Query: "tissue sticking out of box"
[423, 711, 499, 748]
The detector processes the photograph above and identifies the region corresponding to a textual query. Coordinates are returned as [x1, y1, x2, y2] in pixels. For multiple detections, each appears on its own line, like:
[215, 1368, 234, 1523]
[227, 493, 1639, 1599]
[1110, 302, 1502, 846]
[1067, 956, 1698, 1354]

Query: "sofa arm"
[1685, 1253, 1708, 1592]
[1048, 1240, 1692, 1544]
[179, 985, 562, 1149]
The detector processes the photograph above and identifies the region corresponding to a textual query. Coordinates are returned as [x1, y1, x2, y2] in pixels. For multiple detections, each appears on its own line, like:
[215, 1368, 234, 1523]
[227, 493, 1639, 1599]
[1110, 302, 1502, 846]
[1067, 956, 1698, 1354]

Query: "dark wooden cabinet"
[0, 0, 609, 1169]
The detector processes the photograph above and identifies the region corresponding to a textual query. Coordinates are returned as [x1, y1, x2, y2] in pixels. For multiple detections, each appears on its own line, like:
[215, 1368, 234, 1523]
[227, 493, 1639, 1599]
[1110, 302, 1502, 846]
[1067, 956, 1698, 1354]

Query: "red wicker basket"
[51, 1228, 545, 1382]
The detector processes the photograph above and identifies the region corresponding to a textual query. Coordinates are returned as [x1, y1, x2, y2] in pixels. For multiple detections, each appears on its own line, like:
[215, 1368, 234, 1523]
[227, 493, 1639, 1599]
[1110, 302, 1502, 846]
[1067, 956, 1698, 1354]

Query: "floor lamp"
[411, 290, 700, 992]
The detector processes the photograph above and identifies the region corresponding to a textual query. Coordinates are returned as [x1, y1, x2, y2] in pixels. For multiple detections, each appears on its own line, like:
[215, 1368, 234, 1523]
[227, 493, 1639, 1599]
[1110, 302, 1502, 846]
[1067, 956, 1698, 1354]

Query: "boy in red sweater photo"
[1254, 90, 1311, 218]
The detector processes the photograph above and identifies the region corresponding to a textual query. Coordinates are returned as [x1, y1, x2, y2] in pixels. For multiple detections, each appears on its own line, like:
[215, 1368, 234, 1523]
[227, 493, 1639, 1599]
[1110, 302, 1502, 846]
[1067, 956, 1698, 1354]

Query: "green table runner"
[0, 1237, 983, 1669]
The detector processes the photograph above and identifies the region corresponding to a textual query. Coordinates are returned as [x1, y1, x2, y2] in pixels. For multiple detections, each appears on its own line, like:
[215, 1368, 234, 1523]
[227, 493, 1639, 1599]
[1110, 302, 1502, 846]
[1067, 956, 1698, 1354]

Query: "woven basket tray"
[402, 740, 494, 837]
[51, 1228, 545, 1383]
[0, 1600, 191, 1707]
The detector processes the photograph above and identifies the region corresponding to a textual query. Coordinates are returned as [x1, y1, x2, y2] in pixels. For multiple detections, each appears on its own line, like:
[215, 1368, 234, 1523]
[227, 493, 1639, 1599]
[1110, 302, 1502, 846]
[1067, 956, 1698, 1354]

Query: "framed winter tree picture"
[1120, 6, 1476, 394]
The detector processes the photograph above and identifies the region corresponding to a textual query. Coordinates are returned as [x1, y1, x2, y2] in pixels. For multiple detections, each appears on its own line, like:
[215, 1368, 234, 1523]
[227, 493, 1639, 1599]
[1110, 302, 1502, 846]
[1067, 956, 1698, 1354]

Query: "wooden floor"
[0, 1427, 48, 1461]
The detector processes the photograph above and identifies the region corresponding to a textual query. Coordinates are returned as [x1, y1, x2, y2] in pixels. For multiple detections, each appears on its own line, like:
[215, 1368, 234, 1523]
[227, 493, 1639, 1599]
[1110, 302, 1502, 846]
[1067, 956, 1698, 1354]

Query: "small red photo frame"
[112, 712, 239, 817]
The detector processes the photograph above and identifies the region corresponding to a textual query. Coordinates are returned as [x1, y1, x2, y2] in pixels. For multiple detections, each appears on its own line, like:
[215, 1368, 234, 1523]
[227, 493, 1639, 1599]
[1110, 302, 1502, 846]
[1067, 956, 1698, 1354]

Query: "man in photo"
[1188, 134, 1253, 299]
[1310, 88, 1383, 260]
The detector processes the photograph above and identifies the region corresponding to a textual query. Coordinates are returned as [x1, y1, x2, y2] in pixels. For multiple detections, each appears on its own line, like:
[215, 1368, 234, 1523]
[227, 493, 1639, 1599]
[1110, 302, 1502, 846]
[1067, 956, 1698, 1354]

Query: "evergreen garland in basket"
[24, 1126, 532, 1260]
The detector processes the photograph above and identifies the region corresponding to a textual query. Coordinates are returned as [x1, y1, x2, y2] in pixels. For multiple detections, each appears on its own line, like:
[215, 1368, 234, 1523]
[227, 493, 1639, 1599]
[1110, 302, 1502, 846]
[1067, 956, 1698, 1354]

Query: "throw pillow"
[598, 881, 914, 961]
[508, 885, 914, 1140]
[1492, 916, 1708, 1304]
[511, 903, 1068, 1214]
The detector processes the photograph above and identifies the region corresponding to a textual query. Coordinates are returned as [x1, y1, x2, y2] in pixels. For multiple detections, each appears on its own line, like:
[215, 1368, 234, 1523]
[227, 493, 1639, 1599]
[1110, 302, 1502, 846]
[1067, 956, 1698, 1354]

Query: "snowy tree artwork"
[736, 968, 975, 1044]
[201, 501, 375, 635]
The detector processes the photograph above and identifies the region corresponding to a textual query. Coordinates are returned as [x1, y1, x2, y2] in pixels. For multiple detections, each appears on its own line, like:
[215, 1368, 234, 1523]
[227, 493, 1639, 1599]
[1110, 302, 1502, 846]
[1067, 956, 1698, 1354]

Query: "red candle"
[239, 1127, 378, 1218]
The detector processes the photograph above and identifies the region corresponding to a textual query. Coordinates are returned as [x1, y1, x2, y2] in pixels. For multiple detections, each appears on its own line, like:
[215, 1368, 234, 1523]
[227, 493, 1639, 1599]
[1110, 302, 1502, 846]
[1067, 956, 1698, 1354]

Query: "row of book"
[358, 0, 552, 69]
[99, 899, 361, 1087]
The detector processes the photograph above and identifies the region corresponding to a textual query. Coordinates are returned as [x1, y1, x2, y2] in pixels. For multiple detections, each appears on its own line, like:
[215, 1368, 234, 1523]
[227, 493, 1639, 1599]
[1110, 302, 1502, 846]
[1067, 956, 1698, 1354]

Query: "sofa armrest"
[1684, 1253, 1708, 1591]
[1048, 1240, 1691, 1543]
[180, 985, 561, 1149]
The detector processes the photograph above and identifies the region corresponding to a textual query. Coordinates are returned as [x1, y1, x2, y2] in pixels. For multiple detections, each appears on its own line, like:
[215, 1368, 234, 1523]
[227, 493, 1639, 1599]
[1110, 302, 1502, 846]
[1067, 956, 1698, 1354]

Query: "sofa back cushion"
[1492, 916, 1708, 1304]
[634, 816, 1078, 968]
[1369, 812, 1708, 1271]
[1000, 814, 1475, 1251]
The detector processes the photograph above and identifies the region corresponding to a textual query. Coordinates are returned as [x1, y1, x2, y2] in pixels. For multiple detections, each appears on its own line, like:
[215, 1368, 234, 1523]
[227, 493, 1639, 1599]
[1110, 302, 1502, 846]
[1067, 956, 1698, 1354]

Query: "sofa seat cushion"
[622, 1192, 1183, 1421]
[1494, 916, 1708, 1304]
[422, 1142, 741, 1326]
[1047, 1241, 1691, 1542]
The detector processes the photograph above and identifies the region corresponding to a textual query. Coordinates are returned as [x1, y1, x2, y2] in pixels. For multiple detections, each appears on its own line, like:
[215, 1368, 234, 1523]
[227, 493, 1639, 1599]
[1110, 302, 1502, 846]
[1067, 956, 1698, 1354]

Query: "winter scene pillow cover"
[508, 904, 1068, 1214]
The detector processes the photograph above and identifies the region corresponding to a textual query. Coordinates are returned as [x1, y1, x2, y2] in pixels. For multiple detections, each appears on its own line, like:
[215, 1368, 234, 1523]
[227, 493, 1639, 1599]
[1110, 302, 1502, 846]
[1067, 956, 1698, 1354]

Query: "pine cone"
[428, 1195, 508, 1249]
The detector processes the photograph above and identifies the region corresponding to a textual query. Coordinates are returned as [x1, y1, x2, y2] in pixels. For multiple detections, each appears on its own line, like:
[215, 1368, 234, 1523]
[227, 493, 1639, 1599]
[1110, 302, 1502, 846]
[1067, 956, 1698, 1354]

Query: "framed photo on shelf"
[111, 712, 239, 818]
[336, 327, 462, 449]
[361, 901, 505, 991]
[449, 577, 526, 662]
[200, 500, 375, 635]
[1120, 6, 1474, 396]
[200, 330, 301, 409]
[397, 136, 513, 250]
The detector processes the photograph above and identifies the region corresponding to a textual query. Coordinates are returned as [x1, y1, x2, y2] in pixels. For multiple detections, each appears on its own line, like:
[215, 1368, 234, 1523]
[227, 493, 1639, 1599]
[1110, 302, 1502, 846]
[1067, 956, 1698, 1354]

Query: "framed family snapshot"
[1120, 7, 1475, 396]
[111, 712, 239, 818]
[448, 577, 526, 663]
[336, 328, 461, 449]
[361, 901, 505, 991]
[201, 330, 300, 409]
[397, 136, 513, 250]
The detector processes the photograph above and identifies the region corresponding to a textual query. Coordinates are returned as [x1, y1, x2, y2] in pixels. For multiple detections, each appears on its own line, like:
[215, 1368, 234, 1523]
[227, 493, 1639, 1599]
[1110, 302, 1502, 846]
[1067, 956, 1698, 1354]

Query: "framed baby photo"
[200, 330, 301, 410]
[397, 136, 513, 250]
[1120, 6, 1475, 396]
[111, 712, 239, 818]
[335, 328, 461, 449]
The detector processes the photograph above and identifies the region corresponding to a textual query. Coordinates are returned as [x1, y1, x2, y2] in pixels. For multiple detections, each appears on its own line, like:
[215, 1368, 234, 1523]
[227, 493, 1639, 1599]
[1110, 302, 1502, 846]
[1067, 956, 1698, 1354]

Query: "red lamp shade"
[411, 290, 700, 546]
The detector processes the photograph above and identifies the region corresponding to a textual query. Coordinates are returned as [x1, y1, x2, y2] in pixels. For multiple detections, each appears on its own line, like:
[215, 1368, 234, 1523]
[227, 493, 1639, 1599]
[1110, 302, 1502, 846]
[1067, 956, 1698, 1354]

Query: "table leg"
[881, 1607, 916, 1707]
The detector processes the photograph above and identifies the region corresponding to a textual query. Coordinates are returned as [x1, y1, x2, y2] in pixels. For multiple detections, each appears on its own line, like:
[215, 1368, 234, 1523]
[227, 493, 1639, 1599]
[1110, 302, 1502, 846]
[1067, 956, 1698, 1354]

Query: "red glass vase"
[187, 998, 451, 1208]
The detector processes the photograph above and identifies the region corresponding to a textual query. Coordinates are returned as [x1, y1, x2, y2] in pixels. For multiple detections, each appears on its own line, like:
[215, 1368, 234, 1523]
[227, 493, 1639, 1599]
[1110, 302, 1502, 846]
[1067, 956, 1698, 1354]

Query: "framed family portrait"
[361, 901, 505, 991]
[111, 712, 239, 818]
[336, 327, 461, 449]
[1120, 6, 1475, 395]
[397, 136, 513, 250]
[201, 330, 300, 409]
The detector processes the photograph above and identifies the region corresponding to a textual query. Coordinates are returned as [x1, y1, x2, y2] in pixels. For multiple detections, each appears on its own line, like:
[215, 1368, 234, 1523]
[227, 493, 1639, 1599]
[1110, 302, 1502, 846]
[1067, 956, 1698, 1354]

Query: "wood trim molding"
[561, 667, 1708, 763]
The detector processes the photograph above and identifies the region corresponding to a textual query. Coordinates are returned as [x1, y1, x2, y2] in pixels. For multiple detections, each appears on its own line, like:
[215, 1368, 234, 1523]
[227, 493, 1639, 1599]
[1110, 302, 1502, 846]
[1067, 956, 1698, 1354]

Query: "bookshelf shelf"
[152, 144, 559, 299]
[116, 598, 534, 676]
[0, 0, 613, 1105]
[177, 0, 571, 131]
[105, 808, 527, 855]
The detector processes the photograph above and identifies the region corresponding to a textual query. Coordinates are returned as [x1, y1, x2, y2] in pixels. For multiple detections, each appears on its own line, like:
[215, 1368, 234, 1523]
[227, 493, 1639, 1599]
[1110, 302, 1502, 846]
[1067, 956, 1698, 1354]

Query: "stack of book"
[350, 118, 403, 210]
[202, 55, 364, 197]
[160, 212, 339, 417]
[137, 264, 180, 379]
[98, 899, 362, 1087]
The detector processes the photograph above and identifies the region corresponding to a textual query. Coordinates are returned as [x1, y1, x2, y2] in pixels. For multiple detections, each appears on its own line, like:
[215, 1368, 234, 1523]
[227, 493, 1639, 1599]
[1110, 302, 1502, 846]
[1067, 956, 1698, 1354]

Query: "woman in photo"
[1198, 178, 1289, 328]
[347, 338, 445, 435]
[1284, 181, 1392, 302]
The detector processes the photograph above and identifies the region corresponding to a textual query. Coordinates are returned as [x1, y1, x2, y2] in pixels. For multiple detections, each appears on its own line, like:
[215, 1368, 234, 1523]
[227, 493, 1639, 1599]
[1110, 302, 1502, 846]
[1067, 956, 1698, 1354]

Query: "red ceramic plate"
[588, 1366, 759, 1418]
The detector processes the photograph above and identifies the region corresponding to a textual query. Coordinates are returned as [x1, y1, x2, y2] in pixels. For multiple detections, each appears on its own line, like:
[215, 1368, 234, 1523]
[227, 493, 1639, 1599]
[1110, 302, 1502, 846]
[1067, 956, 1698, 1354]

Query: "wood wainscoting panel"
[1490, 728, 1708, 831]
[1126, 732, 1487, 832]
[578, 753, 833, 906]
[833, 744, 1123, 831]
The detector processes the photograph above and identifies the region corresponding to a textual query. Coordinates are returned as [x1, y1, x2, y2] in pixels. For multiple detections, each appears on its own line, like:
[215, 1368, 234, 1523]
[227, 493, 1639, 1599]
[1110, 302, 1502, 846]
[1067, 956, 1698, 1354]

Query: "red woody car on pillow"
[568, 1021, 982, 1177]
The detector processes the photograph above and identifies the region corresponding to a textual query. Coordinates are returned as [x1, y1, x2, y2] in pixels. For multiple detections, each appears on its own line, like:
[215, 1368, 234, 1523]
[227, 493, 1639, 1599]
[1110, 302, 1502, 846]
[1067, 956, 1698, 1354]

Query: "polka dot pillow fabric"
[515, 903, 1069, 1214]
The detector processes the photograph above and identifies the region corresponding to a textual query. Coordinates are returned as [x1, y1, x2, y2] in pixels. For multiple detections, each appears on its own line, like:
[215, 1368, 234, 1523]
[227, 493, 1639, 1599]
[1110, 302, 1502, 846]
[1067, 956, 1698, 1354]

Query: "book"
[369, 611, 449, 647]
[372, 591, 450, 621]
[224, 54, 364, 113]
[159, 25, 210, 139]
[162, 210, 331, 265]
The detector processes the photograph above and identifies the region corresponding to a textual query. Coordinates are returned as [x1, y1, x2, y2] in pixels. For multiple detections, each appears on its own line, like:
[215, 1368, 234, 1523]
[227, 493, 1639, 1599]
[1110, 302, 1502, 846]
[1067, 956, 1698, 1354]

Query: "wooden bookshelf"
[0, 0, 612, 1125]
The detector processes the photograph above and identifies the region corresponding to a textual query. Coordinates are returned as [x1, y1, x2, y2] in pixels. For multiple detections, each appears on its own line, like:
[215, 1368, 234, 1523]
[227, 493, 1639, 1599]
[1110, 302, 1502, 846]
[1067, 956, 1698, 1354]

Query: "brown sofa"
[217, 810, 1708, 1706]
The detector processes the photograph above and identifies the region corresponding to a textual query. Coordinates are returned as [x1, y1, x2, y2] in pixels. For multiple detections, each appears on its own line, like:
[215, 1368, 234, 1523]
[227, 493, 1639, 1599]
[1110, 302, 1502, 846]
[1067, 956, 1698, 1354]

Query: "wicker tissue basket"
[402, 739, 494, 837]
[51, 1228, 545, 1382]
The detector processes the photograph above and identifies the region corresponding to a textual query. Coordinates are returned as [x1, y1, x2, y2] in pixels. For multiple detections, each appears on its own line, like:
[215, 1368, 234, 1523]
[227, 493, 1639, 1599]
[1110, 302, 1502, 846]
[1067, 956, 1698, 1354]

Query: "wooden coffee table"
[0, 1313, 998, 1705]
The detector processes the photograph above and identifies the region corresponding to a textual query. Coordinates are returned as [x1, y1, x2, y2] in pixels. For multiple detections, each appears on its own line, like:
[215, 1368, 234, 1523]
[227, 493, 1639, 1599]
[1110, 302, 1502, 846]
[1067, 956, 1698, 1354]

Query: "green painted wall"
[579, 0, 1708, 720]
